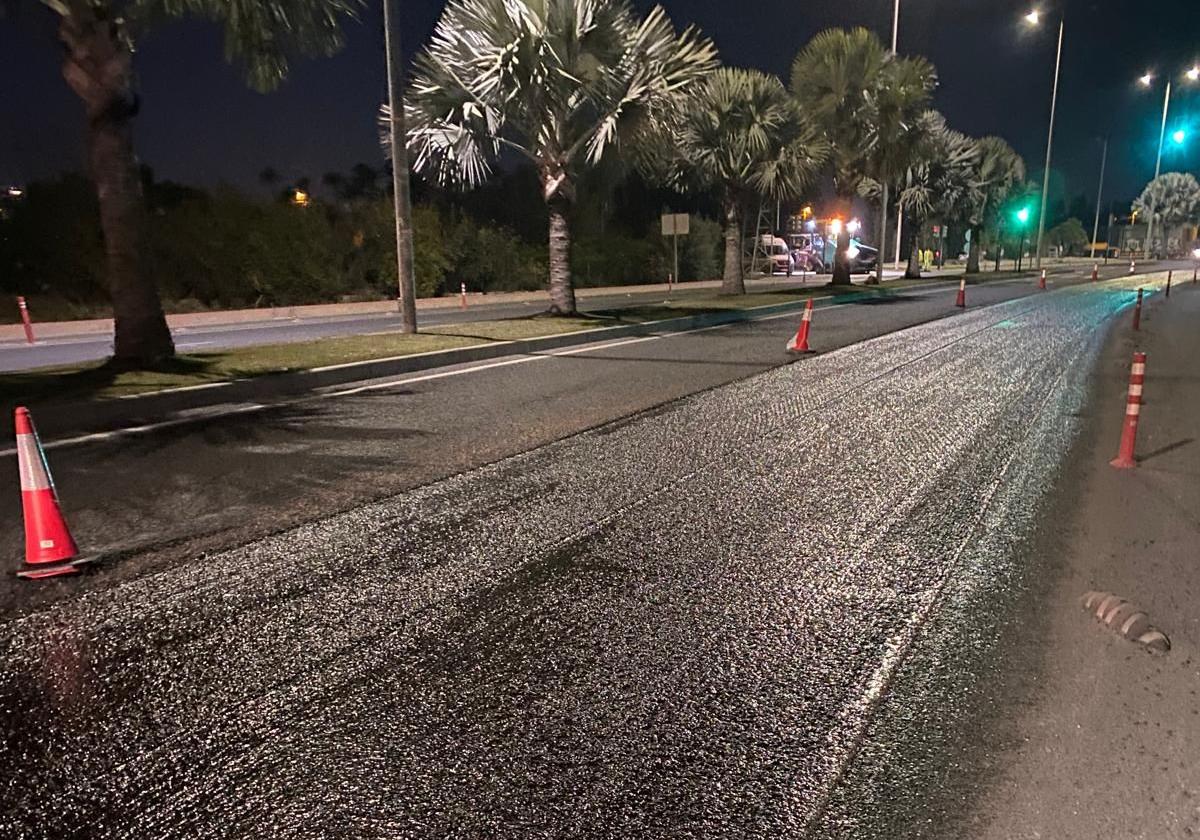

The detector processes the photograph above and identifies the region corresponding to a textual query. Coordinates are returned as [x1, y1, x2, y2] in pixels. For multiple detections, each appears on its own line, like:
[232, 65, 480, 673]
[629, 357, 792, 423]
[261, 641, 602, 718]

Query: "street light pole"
[1145, 81, 1171, 260]
[1090, 136, 1107, 260]
[383, 0, 418, 333]
[1034, 16, 1064, 272]
[891, 0, 904, 273]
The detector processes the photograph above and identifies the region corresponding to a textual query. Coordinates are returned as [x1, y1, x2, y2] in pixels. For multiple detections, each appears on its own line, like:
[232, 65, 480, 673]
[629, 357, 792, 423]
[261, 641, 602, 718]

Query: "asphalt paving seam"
[0, 272, 1081, 459]
[0, 292, 1058, 632]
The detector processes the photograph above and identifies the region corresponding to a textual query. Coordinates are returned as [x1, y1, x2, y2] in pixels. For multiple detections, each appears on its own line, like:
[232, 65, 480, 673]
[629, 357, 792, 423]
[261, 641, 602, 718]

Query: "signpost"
[661, 213, 689, 291]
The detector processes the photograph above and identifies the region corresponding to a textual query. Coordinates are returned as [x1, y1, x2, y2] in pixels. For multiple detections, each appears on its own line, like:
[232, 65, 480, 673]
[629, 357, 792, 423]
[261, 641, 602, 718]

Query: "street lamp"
[1024, 8, 1064, 272]
[1139, 68, 1197, 259]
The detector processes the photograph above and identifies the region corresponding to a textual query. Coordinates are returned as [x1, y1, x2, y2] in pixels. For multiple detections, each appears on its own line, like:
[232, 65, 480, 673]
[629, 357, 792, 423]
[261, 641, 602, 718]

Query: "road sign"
[661, 213, 689, 236]
[661, 214, 689, 290]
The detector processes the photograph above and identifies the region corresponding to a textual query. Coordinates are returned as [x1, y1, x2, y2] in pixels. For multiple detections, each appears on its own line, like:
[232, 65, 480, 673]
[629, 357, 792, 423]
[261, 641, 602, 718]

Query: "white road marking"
[0, 272, 1130, 457]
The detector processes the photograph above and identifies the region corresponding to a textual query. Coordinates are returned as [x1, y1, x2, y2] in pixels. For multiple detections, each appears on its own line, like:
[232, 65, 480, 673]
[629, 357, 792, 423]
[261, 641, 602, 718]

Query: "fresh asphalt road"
[0, 263, 1155, 602]
[0, 269, 1165, 837]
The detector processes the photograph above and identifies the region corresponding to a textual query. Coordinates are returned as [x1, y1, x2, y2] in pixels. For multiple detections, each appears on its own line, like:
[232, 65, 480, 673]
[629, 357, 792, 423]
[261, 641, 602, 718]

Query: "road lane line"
[0, 274, 1152, 457]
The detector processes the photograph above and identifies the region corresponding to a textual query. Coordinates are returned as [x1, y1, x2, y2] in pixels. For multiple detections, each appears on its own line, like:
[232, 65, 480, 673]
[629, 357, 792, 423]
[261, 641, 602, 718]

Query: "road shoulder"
[966, 281, 1200, 838]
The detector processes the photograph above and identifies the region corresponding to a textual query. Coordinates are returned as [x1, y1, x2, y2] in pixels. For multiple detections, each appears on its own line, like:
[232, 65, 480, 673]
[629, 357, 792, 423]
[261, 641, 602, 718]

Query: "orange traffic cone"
[786, 300, 815, 353]
[1038, 269, 1047, 289]
[955, 277, 966, 308]
[14, 407, 92, 579]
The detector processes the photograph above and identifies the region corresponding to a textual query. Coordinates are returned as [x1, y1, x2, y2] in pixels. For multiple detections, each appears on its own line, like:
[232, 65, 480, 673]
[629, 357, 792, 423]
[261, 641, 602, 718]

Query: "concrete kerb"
[14, 294, 844, 439]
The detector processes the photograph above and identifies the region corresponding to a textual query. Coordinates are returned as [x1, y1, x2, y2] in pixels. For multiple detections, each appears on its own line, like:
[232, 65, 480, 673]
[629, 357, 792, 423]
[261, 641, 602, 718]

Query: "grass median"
[0, 280, 932, 409]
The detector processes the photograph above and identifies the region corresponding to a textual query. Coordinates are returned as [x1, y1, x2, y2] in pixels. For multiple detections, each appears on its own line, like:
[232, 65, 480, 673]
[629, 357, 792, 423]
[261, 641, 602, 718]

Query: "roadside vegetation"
[10, 0, 1176, 368]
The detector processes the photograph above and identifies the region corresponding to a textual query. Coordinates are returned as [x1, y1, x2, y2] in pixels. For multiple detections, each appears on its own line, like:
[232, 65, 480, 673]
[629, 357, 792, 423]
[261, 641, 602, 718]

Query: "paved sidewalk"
[967, 278, 1200, 837]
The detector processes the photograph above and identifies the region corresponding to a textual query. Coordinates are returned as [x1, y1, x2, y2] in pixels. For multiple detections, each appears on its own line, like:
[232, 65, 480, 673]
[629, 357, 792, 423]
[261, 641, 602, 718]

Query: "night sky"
[2, 0, 1198, 212]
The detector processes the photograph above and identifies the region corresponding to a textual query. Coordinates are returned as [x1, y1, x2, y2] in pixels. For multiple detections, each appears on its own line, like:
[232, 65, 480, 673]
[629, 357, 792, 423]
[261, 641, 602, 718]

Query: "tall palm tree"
[34, 0, 362, 365]
[862, 54, 936, 284]
[964, 137, 1025, 274]
[655, 68, 828, 295]
[790, 27, 889, 286]
[400, 0, 717, 315]
[895, 112, 979, 279]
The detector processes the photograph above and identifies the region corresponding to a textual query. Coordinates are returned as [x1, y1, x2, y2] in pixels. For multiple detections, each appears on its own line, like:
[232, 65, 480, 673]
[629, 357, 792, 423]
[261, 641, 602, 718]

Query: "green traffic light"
[1016, 207, 1031, 224]
[1172, 129, 1186, 145]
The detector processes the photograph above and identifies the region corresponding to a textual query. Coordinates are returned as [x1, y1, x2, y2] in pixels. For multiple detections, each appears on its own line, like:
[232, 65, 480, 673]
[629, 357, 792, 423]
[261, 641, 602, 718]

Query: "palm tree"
[894, 112, 979, 279]
[964, 137, 1025, 274]
[36, 0, 362, 365]
[655, 68, 828, 295]
[399, 0, 717, 315]
[861, 54, 937, 284]
[1134, 172, 1200, 255]
[790, 27, 889, 286]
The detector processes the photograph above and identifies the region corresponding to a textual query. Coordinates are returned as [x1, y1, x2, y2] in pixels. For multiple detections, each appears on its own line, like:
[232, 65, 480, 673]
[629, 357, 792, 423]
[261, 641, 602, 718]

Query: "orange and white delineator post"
[786, 299, 815, 353]
[1110, 352, 1147, 470]
[1091, 264, 1099, 282]
[1133, 287, 1143, 332]
[955, 277, 966, 308]
[1038, 269, 1047, 289]
[16, 297, 35, 345]
[13, 407, 90, 579]
[460, 282, 468, 309]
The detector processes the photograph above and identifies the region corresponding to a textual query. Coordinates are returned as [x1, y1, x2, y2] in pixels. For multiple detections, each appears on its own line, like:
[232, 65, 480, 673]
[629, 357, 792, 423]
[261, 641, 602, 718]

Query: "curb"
[13, 293, 843, 439]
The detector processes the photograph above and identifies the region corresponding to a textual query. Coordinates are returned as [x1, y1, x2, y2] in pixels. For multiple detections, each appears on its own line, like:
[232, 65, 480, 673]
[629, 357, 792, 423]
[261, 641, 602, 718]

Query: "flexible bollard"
[460, 282, 467, 310]
[955, 277, 966, 308]
[1038, 269, 1046, 289]
[16, 297, 35, 345]
[1091, 263, 1099, 282]
[1129, 258, 1136, 274]
[786, 300, 814, 354]
[1133, 288, 1143, 331]
[1110, 352, 1147, 469]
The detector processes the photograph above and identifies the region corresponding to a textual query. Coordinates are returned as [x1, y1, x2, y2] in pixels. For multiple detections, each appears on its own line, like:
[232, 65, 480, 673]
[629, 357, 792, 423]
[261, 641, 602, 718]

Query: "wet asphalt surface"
[0, 272, 1168, 837]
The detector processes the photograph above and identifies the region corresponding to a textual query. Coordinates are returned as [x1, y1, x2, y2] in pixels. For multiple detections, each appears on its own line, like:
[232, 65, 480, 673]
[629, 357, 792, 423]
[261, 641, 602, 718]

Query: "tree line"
[16, 0, 1172, 367]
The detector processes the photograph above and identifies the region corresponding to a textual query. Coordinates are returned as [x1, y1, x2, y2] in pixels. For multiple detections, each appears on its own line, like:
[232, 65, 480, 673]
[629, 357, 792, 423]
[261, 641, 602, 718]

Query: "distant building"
[1112, 220, 1198, 258]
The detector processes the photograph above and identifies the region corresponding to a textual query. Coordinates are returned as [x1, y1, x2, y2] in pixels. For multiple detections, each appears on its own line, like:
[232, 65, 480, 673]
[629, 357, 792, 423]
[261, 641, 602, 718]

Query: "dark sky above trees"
[2, 0, 1198, 211]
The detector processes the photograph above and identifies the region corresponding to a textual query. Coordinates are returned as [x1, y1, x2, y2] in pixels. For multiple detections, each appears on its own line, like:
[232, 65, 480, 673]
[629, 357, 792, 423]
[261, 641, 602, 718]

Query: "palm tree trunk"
[721, 199, 745, 295]
[905, 225, 922, 279]
[966, 225, 982, 274]
[59, 7, 174, 365]
[871, 186, 887, 286]
[831, 195, 853, 286]
[545, 191, 576, 315]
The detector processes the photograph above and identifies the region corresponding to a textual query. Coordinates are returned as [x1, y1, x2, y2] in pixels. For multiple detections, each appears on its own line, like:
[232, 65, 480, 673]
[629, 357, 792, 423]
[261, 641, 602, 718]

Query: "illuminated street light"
[291, 188, 310, 207]
[1024, 8, 1064, 271]
[1140, 67, 1199, 257]
[1017, 207, 1031, 224]
[1140, 73, 1154, 87]
[847, 219, 861, 235]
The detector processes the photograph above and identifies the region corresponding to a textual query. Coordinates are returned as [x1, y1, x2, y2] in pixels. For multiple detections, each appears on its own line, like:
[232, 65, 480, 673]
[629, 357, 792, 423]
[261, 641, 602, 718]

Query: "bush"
[146, 189, 342, 307]
[0, 175, 105, 301]
[444, 216, 546, 293]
